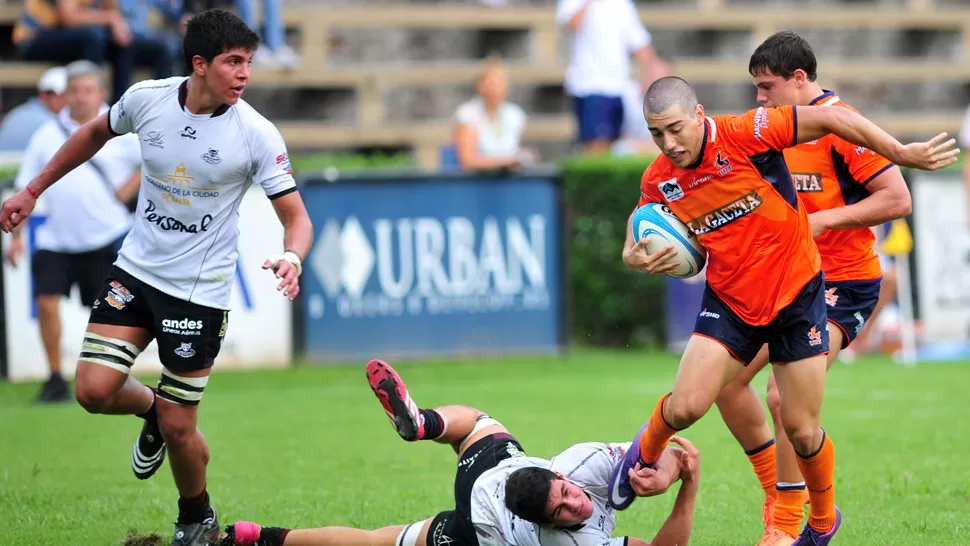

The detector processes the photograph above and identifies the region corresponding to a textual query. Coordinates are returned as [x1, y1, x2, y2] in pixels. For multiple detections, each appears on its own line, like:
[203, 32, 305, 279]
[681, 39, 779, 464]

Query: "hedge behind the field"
[561, 154, 667, 348]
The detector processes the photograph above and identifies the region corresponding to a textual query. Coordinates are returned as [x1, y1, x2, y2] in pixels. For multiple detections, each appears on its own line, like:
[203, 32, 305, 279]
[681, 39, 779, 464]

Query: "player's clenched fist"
[0, 188, 38, 233]
[623, 236, 681, 275]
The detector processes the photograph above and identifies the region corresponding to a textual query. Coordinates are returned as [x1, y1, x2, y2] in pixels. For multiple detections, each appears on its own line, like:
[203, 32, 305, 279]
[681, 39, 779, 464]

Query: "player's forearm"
[282, 215, 314, 262]
[648, 479, 698, 546]
[816, 108, 906, 166]
[815, 184, 911, 232]
[116, 169, 142, 205]
[27, 118, 112, 196]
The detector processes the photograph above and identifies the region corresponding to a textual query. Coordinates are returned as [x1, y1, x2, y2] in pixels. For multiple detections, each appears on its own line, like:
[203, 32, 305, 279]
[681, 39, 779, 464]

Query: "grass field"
[1, 349, 968, 545]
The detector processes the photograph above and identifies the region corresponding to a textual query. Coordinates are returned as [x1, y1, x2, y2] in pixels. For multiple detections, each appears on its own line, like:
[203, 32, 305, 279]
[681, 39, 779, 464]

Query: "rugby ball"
[632, 203, 707, 279]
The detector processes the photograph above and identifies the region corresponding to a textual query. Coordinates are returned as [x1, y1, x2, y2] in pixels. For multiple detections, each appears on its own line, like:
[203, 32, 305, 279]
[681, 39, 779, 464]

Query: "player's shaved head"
[643, 77, 706, 168]
[643, 76, 699, 117]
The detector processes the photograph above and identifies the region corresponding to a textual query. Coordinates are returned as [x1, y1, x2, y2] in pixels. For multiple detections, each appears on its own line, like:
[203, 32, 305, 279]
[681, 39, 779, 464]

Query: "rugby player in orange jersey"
[710, 30, 916, 546]
[607, 75, 957, 546]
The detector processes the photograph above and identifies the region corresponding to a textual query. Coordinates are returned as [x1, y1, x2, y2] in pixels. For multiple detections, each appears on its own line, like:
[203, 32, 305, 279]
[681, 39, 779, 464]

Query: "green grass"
[1, 349, 968, 545]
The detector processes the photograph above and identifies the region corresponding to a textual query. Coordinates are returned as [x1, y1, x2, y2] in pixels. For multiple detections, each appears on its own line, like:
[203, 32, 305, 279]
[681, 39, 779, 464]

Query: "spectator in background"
[452, 57, 538, 172]
[556, 0, 671, 155]
[961, 103, 970, 223]
[612, 78, 660, 157]
[0, 67, 68, 152]
[236, 0, 300, 67]
[119, 0, 189, 77]
[6, 60, 141, 404]
[12, 0, 136, 102]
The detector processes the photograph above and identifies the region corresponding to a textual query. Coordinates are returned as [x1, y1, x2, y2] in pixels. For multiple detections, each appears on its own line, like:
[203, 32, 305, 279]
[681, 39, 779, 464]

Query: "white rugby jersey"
[470, 442, 632, 546]
[108, 77, 296, 310]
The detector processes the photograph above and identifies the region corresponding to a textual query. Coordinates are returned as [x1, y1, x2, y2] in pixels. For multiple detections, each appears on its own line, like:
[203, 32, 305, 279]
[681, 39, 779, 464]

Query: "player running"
[613, 76, 956, 546]
[0, 9, 313, 546]
[711, 31, 915, 546]
[220, 359, 700, 546]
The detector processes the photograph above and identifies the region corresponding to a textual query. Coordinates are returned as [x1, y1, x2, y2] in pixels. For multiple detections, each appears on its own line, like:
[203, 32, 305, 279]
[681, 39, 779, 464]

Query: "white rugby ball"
[632, 203, 707, 279]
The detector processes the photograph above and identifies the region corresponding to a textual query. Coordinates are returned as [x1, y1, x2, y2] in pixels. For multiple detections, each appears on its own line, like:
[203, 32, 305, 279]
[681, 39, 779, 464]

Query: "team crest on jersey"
[175, 342, 196, 358]
[105, 281, 134, 310]
[658, 178, 685, 201]
[825, 287, 839, 307]
[201, 149, 222, 164]
[807, 326, 823, 347]
[714, 151, 732, 176]
[687, 191, 763, 235]
[168, 162, 195, 186]
[793, 172, 824, 193]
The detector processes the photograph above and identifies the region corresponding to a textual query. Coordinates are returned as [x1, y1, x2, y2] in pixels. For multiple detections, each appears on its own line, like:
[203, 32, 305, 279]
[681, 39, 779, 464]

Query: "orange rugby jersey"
[783, 91, 893, 282]
[639, 105, 821, 326]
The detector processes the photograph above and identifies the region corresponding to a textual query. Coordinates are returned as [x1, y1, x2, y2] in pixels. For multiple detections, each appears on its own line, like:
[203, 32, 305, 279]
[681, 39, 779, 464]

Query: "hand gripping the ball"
[623, 237, 681, 275]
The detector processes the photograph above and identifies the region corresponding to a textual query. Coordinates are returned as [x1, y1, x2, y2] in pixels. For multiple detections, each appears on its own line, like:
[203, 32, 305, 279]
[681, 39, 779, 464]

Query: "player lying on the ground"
[220, 359, 700, 546]
[614, 75, 957, 546]
[712, 30, 915, 546]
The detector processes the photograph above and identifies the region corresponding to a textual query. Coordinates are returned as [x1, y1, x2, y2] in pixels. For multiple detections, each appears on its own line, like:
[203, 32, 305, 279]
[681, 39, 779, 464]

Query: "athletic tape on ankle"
[157, 368, 209, 406]
[79, 333, 141, 374]
[459, 416, 503, 452]
[396, 520, 428, 546]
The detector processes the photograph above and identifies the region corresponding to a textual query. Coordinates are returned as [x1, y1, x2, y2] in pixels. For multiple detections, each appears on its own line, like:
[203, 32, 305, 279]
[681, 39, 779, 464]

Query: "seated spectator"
[452, 57, 538, 172]
[118, 0, 186, 78]
[0, 67, 68, 152]
[12, 0, 136, 102]
[237, 0, 300, 68]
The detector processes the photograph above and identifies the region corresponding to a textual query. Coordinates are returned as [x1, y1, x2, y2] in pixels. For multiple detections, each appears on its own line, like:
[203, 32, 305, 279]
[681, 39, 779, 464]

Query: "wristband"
[25, 185, 39, 199]
[280, 250, 303, 276]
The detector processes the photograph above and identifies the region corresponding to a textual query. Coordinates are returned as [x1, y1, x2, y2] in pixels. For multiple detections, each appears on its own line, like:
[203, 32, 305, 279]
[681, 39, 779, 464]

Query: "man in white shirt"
[556, 0, 670, 155]
[7, 60, 141, 404]
[220, 360, 699, 546]
[0, 66, 68, 152]
[0, 9, 314, 546]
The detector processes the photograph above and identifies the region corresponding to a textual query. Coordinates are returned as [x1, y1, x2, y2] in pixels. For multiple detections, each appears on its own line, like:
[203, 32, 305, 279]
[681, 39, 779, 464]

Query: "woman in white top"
[452, 57, 538, 171]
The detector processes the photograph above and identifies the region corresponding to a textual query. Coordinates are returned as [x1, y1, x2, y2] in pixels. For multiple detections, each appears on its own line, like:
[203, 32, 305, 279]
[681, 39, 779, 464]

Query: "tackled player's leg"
[224, 359, 527, 546]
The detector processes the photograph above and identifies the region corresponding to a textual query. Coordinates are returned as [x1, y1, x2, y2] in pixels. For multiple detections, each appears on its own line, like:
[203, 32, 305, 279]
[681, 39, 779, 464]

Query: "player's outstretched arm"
[794, 106, 959, 171]
[643, 436, 699, 546]
[0, 113, 114, 232]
